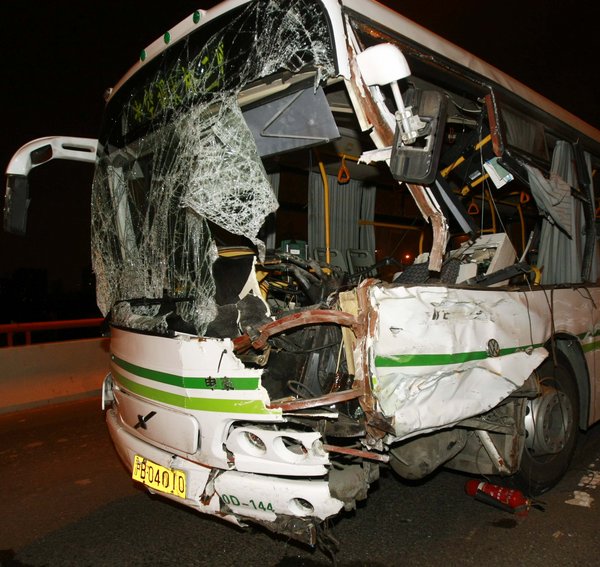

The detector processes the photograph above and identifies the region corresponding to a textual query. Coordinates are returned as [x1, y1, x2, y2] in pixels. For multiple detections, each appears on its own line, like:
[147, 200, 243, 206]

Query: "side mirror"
[355, 43, 411, 86]
[356, 43, 423, 144]
[4, 174, 30, 235]
[355, 43, 447, 185]
[3, 136, 97, 234]
[355, 43, 419, 141]
[389, 88, 448, 185]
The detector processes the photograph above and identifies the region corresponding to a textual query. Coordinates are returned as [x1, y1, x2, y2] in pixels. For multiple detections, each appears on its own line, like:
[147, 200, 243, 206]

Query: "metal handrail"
[0, 318, 104, 347]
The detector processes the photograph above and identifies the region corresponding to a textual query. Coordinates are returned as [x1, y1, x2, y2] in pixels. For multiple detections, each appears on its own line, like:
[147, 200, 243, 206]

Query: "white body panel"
[107, 410, 344, 524]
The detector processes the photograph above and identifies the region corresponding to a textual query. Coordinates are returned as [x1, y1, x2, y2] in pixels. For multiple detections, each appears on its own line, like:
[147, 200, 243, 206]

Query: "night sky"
[1, 0, 598, 318]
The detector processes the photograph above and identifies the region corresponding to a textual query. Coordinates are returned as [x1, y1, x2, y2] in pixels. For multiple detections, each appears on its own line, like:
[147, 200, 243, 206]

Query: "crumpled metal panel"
[370, 285, 549, 441]
[225, 425, 329, 476]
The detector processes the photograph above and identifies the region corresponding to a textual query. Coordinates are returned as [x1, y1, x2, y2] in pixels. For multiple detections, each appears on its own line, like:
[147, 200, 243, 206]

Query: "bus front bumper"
[106, 407, 344, 544]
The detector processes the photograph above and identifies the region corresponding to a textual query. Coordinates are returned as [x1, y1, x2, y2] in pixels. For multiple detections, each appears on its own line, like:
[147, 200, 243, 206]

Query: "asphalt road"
[2, 397, 600, 567]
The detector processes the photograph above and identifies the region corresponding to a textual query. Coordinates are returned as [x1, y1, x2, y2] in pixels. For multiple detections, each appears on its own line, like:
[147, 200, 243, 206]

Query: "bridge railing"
[0, 317, 104, 347]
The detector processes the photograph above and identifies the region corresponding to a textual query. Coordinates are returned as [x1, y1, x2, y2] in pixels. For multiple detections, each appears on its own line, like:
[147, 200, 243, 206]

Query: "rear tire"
[516, 352, 579, 495]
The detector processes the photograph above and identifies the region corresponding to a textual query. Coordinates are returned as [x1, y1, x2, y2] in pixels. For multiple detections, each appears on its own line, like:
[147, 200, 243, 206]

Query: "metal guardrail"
[0, 318, 104, 347]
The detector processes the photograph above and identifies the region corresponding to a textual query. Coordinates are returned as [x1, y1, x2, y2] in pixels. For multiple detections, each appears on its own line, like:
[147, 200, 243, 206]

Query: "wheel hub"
[524, 386, 573, 456]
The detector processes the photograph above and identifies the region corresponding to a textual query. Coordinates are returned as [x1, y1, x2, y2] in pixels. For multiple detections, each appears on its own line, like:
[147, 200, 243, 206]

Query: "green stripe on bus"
[111, 355, 260, 390]
[578, 329, 600, 339]
[113, 372, 278, 415]
[563, 333, 600, 354]
[375, 344, 543, 368]
[582, 340, 600, 354]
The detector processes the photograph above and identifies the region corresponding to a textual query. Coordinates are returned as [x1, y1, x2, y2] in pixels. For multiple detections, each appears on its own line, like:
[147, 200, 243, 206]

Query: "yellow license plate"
[132, 455, 186, 499]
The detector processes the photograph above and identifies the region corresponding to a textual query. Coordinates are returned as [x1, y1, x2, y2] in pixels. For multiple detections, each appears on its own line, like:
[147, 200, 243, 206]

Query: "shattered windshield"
[91, 0, 335, 334]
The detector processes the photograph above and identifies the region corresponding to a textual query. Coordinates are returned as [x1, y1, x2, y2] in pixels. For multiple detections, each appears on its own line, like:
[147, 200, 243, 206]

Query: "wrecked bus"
[5, 0, 600, 548]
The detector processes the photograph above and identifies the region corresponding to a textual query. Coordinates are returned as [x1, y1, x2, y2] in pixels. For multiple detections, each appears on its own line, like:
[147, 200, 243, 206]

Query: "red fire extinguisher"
[465, 480, 531, 516]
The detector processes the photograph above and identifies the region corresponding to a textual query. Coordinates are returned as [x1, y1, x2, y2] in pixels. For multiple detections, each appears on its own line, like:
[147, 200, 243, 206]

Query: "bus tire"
[516, 352, 579, 495]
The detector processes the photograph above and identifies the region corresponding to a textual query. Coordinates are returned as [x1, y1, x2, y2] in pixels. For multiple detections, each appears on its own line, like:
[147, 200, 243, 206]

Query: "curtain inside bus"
[527, 141, 598, 284]
[307, 172, 376, 270]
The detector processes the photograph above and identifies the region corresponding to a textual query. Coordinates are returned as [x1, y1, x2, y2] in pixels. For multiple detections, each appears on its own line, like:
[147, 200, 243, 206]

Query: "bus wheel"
[517, 352, 579, 495]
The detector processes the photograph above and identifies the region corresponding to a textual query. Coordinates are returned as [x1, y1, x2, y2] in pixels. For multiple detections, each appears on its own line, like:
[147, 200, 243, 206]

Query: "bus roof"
[343, 0, 600, 146]
[107, 0, 600, 147]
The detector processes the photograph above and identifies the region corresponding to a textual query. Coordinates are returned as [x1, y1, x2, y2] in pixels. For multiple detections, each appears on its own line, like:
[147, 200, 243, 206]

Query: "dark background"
[0, 0, 598, 323]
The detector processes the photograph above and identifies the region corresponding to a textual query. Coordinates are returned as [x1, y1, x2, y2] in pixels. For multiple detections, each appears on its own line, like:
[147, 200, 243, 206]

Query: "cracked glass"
[91, 0, 335, 333]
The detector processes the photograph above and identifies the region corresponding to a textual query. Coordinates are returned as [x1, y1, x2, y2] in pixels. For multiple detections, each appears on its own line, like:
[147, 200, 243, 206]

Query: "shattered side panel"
[369, 284, 550, 441]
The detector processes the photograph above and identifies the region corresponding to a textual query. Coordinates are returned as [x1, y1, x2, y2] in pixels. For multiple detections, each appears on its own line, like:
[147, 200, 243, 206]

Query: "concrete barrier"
[0, 338, 110, 414]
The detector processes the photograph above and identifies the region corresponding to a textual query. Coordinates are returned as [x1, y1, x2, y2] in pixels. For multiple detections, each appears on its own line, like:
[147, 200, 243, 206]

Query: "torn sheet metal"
[369, 285, 548, 441]
[344, 24, 448, 273]
[215, 471, 344, 545]
[406, 184, 449, 272]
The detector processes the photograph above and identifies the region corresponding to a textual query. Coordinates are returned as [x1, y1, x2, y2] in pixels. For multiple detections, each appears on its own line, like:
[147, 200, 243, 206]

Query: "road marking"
[565, 457, 600, 507]
[565, 491, 593, 507]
